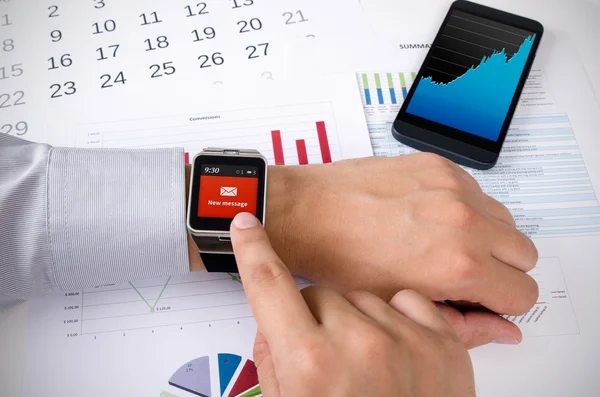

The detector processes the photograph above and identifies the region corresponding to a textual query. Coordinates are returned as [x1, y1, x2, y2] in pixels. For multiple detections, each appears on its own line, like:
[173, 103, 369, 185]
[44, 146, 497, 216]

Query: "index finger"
[230, 212, 317, 343]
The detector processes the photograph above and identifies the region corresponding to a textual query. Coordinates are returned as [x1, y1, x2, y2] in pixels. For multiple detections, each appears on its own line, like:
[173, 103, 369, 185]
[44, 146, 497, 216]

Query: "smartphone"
[392, 0, 543, 170]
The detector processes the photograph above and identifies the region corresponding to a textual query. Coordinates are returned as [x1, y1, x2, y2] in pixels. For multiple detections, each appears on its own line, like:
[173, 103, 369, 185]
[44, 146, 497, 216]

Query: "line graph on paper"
[62, 272, 310, 337]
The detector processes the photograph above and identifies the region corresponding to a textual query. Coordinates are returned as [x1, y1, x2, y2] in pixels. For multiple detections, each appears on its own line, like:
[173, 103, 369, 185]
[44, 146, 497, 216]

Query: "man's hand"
[266, 153, 539, 348]
[231, 212, 476, 397]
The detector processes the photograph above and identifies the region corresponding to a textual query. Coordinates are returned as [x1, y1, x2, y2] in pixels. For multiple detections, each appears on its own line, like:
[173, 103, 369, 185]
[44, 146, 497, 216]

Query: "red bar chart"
[271, 130, 285, 166]
[269, 121, 333, 165]
[316, 121, 332, 163]
[296, 139, 308, 165]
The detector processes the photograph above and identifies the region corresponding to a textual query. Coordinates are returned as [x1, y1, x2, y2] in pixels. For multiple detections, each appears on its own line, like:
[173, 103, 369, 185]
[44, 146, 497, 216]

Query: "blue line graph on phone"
[406, 35, 535, 141]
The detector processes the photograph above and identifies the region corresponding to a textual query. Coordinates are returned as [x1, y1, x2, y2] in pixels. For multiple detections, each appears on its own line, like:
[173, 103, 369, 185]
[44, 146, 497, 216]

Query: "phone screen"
[405, 9, 537, 142]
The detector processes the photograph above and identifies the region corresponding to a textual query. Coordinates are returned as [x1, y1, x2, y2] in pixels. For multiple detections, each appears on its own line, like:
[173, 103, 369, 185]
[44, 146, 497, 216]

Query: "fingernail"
[492, 337, 520, 345]
[233, 212, 259, 229]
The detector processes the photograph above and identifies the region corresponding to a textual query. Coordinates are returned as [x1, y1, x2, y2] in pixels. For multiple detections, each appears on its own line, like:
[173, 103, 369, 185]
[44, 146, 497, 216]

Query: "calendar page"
[0, 0, 374, 143]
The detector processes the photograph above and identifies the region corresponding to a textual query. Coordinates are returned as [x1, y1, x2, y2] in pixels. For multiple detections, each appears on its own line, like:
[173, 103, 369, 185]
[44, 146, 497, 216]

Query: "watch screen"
[198, 165, 259, 219]
[188, 154, 267, 233]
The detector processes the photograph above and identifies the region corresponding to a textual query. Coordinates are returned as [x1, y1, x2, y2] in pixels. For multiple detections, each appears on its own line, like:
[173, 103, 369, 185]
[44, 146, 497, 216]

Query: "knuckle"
[523, 237, 539, 271]
[500, 206, 518, 226]
[448, 250, 485, 282]
[252, 337, 270, 368]
[247, 259, 288, 287]
[489, 195, 508, 210]
[501, 276, 539, 316]
[504, 230, 539, 272]
[486, 195, 517, 224]
[439, 170, 465, 192]
[519, 275, 540, 313]
[294, 337, 330, 378]
[463, 171, 480, 187]
[352, 326, 393, 358]
[446, 200, 480, 228]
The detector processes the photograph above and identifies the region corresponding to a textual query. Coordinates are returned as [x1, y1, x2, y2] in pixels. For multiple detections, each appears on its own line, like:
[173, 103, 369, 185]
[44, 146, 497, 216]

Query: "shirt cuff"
[47, 147, 189, 290]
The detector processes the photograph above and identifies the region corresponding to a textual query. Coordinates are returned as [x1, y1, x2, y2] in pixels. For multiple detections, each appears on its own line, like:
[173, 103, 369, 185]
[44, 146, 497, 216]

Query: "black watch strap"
[200, 253, 239, 273]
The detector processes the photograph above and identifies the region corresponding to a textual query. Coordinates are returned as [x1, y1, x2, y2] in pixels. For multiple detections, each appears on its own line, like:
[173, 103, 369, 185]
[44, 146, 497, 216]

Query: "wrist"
[264, 164, 320, 276]
[186, 161, 316, 275]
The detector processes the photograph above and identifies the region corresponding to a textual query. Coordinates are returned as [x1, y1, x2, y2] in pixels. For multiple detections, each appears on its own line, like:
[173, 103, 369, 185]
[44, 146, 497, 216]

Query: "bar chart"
[360, 72, 417, 106]
[271, 121, 331, 165]
[76, 103, 343, 166]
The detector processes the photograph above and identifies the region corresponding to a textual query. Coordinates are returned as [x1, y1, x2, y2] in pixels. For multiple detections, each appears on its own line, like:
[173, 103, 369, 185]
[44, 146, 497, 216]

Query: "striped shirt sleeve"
[0, 134, 190, 309]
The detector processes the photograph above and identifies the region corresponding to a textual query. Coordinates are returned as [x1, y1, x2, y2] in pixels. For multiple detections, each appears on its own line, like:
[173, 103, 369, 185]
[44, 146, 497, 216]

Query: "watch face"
[188, 154, 267, 232]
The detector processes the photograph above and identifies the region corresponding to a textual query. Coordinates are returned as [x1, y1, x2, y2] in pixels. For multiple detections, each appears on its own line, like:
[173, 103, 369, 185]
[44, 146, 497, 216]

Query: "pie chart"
[162, 353, 261, 397]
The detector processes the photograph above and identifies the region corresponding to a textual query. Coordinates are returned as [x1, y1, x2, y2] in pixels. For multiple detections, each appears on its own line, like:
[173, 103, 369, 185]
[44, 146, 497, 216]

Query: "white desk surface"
[1, 0, 599, 395]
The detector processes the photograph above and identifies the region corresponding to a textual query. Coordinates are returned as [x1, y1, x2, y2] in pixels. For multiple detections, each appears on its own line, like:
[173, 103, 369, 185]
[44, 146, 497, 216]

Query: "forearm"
[0, 135, 190, 302]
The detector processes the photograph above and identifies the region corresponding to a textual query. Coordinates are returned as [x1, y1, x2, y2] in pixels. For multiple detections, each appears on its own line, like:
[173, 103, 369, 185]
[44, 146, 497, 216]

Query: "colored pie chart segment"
[228, 359, 260, 397]
[236, 385, 261, 397]
[167, 354, 261, 397]
[168, 356, 212, 397]
[219, 354, 242, 396]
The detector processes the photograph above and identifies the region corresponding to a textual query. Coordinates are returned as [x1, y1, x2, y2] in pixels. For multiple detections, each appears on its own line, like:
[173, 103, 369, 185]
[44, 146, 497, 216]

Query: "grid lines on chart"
[78, 274, 311, 335]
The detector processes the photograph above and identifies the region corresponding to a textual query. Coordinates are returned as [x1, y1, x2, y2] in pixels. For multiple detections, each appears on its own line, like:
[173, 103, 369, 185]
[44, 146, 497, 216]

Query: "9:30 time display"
[204, 167, 220, 174]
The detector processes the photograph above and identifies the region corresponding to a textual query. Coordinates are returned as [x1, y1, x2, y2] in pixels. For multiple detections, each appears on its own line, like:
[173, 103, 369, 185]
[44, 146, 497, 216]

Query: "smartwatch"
[187, 148, 268, 273]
